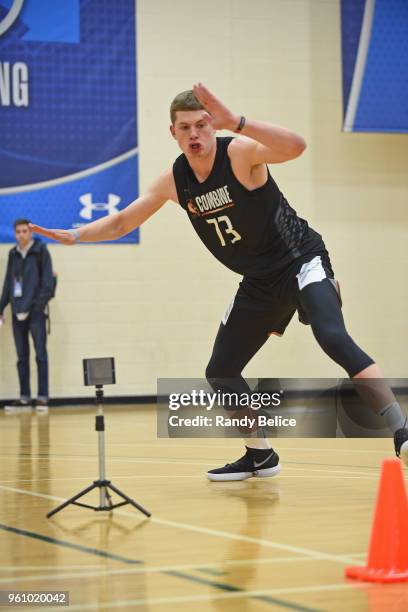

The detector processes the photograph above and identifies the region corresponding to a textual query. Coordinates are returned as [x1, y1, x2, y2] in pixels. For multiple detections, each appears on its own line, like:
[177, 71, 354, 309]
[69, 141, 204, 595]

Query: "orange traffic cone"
[345, 458, 408, 583]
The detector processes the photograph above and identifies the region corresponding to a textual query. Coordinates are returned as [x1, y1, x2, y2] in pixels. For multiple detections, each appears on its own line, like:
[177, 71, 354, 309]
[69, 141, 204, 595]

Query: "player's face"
[171, 110, 216, 158]
[15, 224, 32, 249]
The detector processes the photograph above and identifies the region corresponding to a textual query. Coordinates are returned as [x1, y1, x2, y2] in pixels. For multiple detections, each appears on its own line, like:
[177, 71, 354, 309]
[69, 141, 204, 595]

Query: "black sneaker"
[394, 428, 408, 466]
[207, 447, 281, 482]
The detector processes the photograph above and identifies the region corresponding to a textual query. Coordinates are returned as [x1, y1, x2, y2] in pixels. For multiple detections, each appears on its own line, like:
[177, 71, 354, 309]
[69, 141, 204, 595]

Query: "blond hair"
[170, 90, 204, 124]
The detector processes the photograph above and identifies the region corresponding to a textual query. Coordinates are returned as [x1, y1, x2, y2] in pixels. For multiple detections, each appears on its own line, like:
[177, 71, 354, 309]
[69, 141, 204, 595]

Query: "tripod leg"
[104, 486, 113, 508]
[107, 483, 151, 517]
[46, 482, 99, 518]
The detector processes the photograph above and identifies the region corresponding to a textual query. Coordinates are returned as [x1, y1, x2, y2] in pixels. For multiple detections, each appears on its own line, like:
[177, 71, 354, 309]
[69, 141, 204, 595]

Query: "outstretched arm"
[31, 169, 177, 245]
[192, 82, 306, 164]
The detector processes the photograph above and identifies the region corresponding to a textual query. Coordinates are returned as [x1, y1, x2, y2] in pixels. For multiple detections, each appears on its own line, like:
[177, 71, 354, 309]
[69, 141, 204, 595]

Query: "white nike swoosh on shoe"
[253, 451, 275, 468]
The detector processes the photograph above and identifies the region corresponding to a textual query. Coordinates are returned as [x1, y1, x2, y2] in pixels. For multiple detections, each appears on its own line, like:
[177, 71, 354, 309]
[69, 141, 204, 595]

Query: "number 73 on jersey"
[206, 215, 241, 247]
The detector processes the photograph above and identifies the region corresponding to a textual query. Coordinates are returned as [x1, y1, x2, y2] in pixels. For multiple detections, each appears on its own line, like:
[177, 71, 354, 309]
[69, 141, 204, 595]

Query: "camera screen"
[83, 357, 115, 386]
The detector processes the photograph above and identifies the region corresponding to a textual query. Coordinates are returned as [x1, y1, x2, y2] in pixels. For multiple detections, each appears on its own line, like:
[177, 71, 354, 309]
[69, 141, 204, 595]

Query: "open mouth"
[189, 142, 201, 152]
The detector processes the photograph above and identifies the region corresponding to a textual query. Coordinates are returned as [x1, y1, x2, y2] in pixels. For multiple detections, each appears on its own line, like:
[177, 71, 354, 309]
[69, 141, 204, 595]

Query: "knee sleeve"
[300, 280, 374, 377]
[313, 325, 374, 377]
[205, 360, 254, 411]
[205, 355, 244, 383]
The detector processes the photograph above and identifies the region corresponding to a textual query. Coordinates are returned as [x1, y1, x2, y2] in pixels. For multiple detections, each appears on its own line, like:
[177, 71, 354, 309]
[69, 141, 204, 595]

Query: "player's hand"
[30, 224, 77, 245]
[193, 83, 240, 132]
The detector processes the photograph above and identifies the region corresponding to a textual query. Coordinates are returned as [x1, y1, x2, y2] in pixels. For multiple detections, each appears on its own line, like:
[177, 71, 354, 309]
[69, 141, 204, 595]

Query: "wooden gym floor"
[0, 405, 407, 611]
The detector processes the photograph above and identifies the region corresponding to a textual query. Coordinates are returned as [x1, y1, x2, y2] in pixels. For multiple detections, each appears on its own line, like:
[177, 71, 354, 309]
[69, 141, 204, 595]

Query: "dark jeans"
[12, 311, 48, 399]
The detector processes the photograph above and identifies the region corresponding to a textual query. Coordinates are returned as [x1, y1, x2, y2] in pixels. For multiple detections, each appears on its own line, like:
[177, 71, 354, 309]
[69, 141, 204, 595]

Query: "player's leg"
[205, 299, 293, 481]
[352, 363, 408, 463]
[298, 278, 373, 376]
[298, 278, 408, 463]
[12, 315, 31, 404]
[29, 311, 49, 406]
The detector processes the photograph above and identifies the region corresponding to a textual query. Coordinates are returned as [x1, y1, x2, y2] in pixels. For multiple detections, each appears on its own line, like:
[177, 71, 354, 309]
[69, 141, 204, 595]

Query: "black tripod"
[47, 386, 151, 519]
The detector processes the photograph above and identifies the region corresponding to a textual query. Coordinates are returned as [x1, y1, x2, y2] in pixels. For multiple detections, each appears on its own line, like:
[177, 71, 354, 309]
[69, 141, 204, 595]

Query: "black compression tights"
[298, 280, 374, 377]
[206, 279, 374, 392]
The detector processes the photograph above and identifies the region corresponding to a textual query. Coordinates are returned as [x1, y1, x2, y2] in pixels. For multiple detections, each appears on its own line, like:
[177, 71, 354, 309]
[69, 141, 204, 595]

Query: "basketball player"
[31, 83, 408, 479]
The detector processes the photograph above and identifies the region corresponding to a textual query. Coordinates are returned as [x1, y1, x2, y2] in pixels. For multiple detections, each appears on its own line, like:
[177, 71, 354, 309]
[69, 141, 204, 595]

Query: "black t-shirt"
[173, 136, 328, 281]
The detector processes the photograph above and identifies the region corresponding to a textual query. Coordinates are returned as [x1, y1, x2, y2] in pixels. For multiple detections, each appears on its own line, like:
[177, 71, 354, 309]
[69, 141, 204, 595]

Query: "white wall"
[1, 0, 407, 399]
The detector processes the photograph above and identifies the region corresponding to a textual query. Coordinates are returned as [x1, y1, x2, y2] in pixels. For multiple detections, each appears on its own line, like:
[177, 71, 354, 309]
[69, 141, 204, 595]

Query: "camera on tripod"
[46, 357, 150, 519]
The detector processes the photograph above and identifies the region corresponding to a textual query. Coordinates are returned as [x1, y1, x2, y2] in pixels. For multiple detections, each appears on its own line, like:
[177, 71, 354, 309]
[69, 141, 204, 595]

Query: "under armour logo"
[79, 193, 121, 221]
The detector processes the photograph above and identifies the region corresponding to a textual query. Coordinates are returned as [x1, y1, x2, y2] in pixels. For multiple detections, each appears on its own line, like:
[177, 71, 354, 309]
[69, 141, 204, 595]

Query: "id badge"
[13, 279, 23, 298]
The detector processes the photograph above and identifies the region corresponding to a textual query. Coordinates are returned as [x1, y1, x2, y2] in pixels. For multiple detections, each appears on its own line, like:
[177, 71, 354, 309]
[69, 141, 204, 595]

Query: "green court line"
[165, 570, 323, 612]
[0, 524, 322, 610]
[197, 567, 228, 576]
[0, 523, 141, 565]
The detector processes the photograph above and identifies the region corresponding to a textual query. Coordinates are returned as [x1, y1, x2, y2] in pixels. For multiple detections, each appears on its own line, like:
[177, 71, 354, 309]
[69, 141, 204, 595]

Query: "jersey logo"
[187, 199, 200, 217]
[186, 184, 235, 217]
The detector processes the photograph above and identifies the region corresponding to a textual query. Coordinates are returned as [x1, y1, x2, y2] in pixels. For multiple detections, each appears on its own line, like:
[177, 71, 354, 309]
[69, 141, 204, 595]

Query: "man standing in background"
[0, 219, 54, 410]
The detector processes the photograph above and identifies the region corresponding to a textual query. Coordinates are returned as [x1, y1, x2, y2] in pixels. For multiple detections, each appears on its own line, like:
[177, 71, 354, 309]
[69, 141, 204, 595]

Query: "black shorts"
[207, 250, 372, 379]
[224, 251, 339, 336]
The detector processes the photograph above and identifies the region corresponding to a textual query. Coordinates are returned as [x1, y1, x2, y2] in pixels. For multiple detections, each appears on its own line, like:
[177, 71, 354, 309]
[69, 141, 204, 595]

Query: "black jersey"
[173, 137, 326, 280]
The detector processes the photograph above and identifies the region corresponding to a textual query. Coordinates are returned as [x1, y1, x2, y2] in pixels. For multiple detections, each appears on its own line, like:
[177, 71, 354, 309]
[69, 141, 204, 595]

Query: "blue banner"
[0, 0, 139, 243]
[341, 0, 408, 133]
